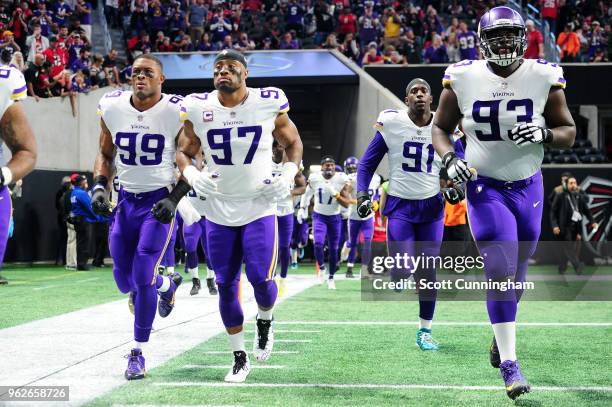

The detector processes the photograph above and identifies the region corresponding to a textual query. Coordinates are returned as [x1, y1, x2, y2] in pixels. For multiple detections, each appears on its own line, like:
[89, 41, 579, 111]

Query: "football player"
[290, 167, 307, 269]
[431, 6, 576, 399]
[272, 141, 305, 296]
[297, 157, 352, 289]
[91, 54, 184, 380]
[176, 50, 303, 382]
[357, 78, 463, 351]
[0, 65, 37, 285]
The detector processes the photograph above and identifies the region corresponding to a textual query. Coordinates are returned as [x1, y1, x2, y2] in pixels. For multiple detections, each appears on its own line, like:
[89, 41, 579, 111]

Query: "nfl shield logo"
[137, 115, 143, 122]
[230, 111, 236, 118]
[417, 130, 422, 135]
[203, 111, 214, 122]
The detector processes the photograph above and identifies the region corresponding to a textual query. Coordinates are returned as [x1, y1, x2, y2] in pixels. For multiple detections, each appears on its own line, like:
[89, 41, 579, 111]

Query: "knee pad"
[217, 281, 240, 302]
[251, 279, 277, 308]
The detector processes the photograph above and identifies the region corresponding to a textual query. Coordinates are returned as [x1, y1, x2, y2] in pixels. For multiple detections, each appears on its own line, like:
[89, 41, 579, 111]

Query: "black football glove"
[356, 191, 373, 218]
[442, 151, 472, 184]
[442, 186, 465, 205]
[91, 176, 112, 216]
[151, 180, 192, 224]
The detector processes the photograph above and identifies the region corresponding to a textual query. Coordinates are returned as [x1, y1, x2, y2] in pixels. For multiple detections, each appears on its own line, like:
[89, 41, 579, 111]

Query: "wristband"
[168, 180, 192, 204]
[1, 166, 12, 186]
[543, 128, 553, 144]
[281, 161, 299, 180]
[182, 165, 200, 186]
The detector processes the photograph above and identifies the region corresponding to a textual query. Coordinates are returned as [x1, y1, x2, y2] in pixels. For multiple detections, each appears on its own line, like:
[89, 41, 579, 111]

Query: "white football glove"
[259, 162, 298, 201]
[508, 123, 553, 147]
[182, 165, 219, 198]
[442, 152, 473, 184]
[325, 182, 339, 198]
[296, 207, 307, 224]
[176, 197, 202, 226]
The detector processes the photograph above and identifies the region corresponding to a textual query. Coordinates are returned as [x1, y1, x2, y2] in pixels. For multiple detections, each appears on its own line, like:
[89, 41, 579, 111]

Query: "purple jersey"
[458, 31, 478, 60]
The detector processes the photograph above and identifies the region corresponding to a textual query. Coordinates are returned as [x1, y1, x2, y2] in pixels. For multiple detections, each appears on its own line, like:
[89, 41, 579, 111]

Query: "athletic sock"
[492, 322, 517, 362]
[258, 307, 274, 320]
[228, 330, 245, 352]
[157, 275, 170, 292]
[167, 266, 175, 275]
[206, 267, 214, 279]
[188, 267, 199, 279]
[419, 318, 432, 330]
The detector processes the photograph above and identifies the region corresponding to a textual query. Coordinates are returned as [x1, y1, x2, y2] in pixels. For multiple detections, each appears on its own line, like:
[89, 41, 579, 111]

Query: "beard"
[215, 72, 242, 93]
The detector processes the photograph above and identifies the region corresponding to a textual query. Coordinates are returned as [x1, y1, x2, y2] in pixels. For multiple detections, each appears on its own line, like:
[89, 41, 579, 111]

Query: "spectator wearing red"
[524, 19, 544, 59]
[557, 23, 580, 62]
[242, 0, 262, 12]
[8, 8, 28, 50]
[43, 37, 69, 79]
[158, 37, 174, 52]
[337, 7, 356, 41]
[540, 0, 559, 35]
[362, 42, 383, 65]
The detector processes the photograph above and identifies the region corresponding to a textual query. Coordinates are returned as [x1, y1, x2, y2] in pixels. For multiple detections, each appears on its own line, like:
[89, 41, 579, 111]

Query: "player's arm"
[0, 102, 37, 186]
[336, 183, 352, 208]
[356, 131, 388, 218]
[291, 172, 306, 196]
[273, 112, 303, 167]
[299, 182, 314, 209]
[542, 87, 576, 149]
[91, 118, 116, 215]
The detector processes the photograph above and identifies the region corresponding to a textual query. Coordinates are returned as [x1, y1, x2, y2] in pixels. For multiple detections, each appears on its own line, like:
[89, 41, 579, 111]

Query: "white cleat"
[253, 318, 274, 362]
[327, 279, 336, 290]
[224, 351, 250, 383]
[317, 269, 325, 285]
[340, 242, 350, 262]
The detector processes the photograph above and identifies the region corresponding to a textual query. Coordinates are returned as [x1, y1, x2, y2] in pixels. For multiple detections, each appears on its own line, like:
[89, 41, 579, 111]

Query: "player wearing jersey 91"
[432, 7, 576, 400]
[176, 50, 303, 383]
[358, 78, 462, 352]
[92, 54, 184, 381]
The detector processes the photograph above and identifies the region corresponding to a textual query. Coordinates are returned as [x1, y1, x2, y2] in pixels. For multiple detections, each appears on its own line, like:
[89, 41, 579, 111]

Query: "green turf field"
[69, 264, 611, 407]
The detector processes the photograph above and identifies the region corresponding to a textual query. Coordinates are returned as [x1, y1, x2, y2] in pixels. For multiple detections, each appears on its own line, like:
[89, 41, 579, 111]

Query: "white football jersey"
[375, 109, 442, 200]
[303, 171, 349, 216]
[272, 161, 294, 217]
[97, 90, 182, 193]
[293, 195, 302, 216]
[443, 58, 566, 181]
[0, 65, 27, 166]
[180, 87, 290, 226]
[347, 172, 381, 220]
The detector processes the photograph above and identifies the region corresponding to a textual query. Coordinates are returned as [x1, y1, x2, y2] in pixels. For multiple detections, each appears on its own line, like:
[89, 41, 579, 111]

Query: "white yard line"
[32, 277, 100, 291]
[201, 351, 299, 355]
[153, 382, 612, 393]
[182, 365, 285, 369]
[0, 275, 317, 407]
[112, 404, 242, 407]
[246, 321, 612, 327]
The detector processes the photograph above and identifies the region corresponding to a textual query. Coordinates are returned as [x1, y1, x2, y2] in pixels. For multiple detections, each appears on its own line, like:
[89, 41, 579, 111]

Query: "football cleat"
[128, 291, 136, 315]
[157, 265, 166, 276]
[0, 274, 8, 285]
[500, 360, 531, 400]
[158, 273, 183, 318]
[225, 351, 250, 382]
[327, 279, 336, 290]
[206, 277, 218, 295]
[490, 336, 501, 368]
[416, 328, 439, 351]
[190, 278, 200, 296]
[346, 266, 354, 279]
[291, 262, 298, 270]
[278, 277, 286, 298]
[298, 247, 305, 260]
[124, 348, 146, 380]
[253, 317, 274, 362]
[340, 243, 350, 262]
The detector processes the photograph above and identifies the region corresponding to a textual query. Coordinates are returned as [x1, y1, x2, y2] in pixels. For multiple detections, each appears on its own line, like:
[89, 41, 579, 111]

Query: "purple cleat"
[158, 273, 183, 318]
[500, 360, 531, 400]
[124, 348, 146, 380]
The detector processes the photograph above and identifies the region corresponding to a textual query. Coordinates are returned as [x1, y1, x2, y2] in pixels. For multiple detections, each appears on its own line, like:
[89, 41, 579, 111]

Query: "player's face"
[131, 59, 164, 100]
[405, 84, 432, 114]
[485, 27, 519, 57]
[213, 60, 247, 94]
[322, 162, 335, 179]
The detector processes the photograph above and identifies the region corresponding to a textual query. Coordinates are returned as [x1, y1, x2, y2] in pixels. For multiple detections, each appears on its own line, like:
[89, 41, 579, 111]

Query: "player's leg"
[108, 198, 138, 312]
[346, 219, 363, 278]
[290, 215, 300, 269]
[161, 219, 177, 275]
[242, 215, 278, 362]
[339, 217, 349, 264]
[183, 219, 203, 295]
[360, 217, 375, 275]
[413, 217, 444, 350]
[326, 214, 342, 289]
[205, 219, 247, 381]
[277, 214, 293, 297]
[199, 218, 217, 295]
[0, 187, 12, 283]
[312, 212, 328, 281]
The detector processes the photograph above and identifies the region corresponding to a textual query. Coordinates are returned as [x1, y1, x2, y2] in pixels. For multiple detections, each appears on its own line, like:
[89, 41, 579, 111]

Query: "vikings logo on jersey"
[97, 90, 183, 193]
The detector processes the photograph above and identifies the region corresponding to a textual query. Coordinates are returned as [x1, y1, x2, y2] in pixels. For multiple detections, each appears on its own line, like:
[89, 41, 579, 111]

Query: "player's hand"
[442, 186, 465, 205]
[192, 171, 219, 197]
[356, 191, 372, 218]
[259, 177, 291, 201]
[553, 226, 561, 235]
[296, 207, 307, 224]
[325, 183, 339, 198]
[151, 198, 176, 224]
[91, 187, 112, 216]
[442, 152, 473, 184]
[508, 123, 553, 147]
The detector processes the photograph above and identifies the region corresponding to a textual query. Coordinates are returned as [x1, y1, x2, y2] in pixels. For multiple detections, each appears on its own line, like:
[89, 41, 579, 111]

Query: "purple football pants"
[291, 216, 308, 249]
[312, 212, 341, 277]
[206, 215, 278, 328]
[0, 186, 11, 272]
[183, 217, 213, 271]
[161, 213, 179, 267]
[277, 214, 294, 278]
[347, 217, 374, 265]
[466, 172, 543, 324]
[110, 187, 174, 342]
[385, 194, 444, 321]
